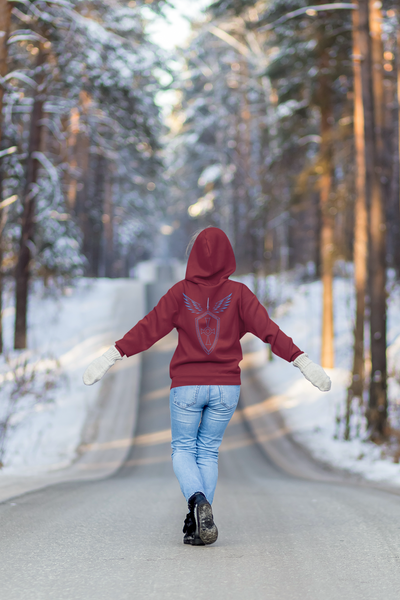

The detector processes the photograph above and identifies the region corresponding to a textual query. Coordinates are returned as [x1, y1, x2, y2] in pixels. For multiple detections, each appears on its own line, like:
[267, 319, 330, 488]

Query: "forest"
[0, 0, 399, 446]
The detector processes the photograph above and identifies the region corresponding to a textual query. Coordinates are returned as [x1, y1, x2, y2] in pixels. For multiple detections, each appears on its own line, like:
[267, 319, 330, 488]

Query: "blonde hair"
[185, 226, 213, 257]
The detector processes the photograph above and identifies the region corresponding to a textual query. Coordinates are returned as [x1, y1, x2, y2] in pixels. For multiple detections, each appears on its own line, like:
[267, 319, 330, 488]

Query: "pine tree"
[345, 0, 368, 439]
[14, 47, 47, 349]
[0, 0, 167, 348]
[255, 1, 353, 366]
[363, 0, 387, 439]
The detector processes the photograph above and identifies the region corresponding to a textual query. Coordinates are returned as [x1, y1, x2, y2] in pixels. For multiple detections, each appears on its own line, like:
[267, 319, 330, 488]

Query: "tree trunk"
[66, 107, 80, 212]
[14, 50, 45, 349]
[0, 0, 12, 353]
[103, 165, 114, 278]
[358, 0, 387, 439]
[345, 2, 369, 439]
[239, 57, 254, 271]
[0, 209, 5, 354]
[368, 0, 387, 439]
[385, 49, 398, 272]
[74, 92, 93, 274]
[0, 0, 11, 124]
[84, 153, 105, 277]
[318, 45, 335, 369]
[395, 29, 400, 275]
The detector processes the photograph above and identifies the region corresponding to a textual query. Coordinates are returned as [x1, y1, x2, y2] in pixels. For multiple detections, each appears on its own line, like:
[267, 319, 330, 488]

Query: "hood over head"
[185, 227, 236, 285]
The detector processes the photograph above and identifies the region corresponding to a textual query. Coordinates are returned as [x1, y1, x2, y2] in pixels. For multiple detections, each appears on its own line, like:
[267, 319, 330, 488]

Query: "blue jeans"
[169, 385, 240, 504]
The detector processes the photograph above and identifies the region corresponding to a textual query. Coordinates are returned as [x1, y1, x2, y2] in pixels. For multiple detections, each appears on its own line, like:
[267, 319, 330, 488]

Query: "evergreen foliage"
[209, 0, 258, 17]
[1, 0, 167, 283]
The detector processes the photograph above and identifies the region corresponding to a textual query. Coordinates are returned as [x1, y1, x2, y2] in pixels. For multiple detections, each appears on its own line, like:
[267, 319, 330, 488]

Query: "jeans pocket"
[173, 385, 199, 408]
[219, 385, 240, 409]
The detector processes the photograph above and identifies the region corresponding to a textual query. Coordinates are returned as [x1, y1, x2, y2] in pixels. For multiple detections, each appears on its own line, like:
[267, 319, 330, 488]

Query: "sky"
[146, 0, 211, 51]
[145, 0, 212, 115]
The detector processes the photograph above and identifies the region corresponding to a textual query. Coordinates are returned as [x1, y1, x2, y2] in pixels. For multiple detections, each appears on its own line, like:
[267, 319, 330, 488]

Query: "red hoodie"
[115, 227, 303, 388]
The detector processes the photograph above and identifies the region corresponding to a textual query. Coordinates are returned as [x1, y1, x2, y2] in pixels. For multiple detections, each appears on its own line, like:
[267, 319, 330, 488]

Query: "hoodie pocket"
[173, 385, 199, 408]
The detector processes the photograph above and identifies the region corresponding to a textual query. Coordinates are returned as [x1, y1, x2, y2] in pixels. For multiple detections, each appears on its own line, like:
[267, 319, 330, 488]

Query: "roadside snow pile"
[0, 278, 135, 474]
[241, 269, 400, 487]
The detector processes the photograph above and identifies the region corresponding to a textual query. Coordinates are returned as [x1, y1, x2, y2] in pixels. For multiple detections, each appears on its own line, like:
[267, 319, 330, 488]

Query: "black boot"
[183, 511, 205, 546]
[187, 492, 218, 545]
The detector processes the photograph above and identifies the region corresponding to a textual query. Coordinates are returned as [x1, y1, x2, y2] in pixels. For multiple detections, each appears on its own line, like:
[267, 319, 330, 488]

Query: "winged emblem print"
[183, 292, 232, 355]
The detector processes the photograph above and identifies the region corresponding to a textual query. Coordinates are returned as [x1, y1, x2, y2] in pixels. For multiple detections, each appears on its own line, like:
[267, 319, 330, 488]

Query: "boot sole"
[196, 501, 218, 545]
[183, 535, 205, 546]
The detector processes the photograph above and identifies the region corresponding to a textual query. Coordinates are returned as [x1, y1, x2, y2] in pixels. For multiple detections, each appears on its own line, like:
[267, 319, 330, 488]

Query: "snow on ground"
[240, 267, 400, 487]
[3, 266, 400, 487]
[0, 278, 136, 475]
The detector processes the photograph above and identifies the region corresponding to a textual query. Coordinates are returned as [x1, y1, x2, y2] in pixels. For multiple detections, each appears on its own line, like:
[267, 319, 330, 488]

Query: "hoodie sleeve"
[115, 288, 178, 357]
[240, 285, 303, 362]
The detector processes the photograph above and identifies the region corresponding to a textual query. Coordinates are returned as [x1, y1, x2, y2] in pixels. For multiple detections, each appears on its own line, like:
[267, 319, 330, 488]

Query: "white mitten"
[83, 346, 122, 386]
[293, 353, 331, 391]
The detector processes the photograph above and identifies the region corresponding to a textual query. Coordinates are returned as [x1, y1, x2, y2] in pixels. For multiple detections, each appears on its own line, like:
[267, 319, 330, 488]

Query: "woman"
[83, 227, 330, 546]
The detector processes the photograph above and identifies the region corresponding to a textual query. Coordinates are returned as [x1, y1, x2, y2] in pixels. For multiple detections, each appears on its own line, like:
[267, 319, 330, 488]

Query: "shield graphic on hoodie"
[195, 311, 220, 355]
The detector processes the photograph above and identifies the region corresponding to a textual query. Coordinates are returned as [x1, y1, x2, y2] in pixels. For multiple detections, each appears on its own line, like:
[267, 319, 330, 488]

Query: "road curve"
[1, 283, 400, 600]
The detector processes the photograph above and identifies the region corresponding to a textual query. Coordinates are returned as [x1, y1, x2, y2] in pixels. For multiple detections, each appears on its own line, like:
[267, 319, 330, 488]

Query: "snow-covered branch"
[259, 3, 357, 31]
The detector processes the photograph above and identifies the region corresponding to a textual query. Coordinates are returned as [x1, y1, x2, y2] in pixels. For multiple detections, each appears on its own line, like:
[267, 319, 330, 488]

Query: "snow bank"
[0, 278, 140, 474]
[4, 268, 400, 488]
[240, 270, 400, 487]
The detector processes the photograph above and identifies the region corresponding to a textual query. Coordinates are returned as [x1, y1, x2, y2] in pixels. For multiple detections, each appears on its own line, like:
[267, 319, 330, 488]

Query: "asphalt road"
[1, 283, 400, 599]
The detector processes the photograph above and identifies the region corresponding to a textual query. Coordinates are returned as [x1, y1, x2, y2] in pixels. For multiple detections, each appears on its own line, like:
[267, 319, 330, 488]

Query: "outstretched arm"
[83, 288, 178, 386]
[240, 284, 302, 361]
[240, 285, 331, 392]
[115, 288, 178, 357]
